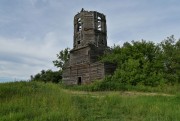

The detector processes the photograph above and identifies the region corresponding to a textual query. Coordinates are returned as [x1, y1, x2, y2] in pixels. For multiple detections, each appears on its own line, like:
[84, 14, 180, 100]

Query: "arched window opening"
[97, 16, 102, 31]
[77, 18, 82, 31]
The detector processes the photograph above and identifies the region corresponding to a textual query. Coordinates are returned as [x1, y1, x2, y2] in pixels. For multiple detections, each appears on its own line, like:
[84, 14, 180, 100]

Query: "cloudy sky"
[0, 0, 180, 82]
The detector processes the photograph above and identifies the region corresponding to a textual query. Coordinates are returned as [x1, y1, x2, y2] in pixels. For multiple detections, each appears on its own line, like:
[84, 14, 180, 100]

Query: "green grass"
[1, 81, 180, 121]
[62, 81, 180, 94]
[73, 94, 180, 121]
[0, 81, 81, 121]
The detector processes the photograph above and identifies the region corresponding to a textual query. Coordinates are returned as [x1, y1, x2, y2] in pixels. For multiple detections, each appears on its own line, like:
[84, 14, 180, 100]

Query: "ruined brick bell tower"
[63, 9, 115, 85]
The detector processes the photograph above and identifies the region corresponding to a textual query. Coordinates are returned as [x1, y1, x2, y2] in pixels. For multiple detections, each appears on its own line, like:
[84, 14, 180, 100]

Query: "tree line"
[101, 35, 180, 87]
[31, 35, 180, 87]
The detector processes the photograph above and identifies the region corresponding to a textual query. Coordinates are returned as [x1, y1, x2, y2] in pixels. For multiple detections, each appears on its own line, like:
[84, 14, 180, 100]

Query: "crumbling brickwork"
[62, 9, 115, 85]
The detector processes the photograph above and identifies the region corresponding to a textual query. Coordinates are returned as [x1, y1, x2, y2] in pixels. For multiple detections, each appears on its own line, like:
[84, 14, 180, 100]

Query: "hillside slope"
[0, 81, 180, 121]
[0, 81, 81, 121]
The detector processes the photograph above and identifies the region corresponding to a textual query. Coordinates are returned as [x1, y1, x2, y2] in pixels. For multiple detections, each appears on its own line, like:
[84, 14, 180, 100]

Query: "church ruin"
[62, 9, 115, 85]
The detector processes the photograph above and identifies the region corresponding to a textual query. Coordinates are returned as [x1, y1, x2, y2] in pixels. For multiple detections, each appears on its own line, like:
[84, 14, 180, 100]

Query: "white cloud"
[0, 32, 68, 80]
[0, 0, 180, 82]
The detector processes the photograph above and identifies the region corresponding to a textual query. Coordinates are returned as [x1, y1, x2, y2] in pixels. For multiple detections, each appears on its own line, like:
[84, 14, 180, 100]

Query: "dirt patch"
[62, 89, 174, 98]
[119, 91, 174, 96]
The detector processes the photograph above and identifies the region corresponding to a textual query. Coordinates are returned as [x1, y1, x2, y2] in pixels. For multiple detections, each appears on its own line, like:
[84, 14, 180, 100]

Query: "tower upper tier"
[73, 9, 107, 50]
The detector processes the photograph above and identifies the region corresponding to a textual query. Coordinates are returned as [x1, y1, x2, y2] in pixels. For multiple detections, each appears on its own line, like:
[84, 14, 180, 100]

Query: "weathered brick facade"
[62, 9, 115, 85]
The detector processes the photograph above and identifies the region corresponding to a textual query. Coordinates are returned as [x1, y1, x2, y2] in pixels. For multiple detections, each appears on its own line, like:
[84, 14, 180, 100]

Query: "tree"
[53, 48, 70, 70]
[160, 35, 180, 84]
[101, 39, 171, 87]
[31, 48, 71, 83]
[30, 69, 62, 83]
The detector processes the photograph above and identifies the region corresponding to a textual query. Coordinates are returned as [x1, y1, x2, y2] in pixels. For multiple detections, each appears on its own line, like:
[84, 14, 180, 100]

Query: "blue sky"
[0, 0, 180, 82]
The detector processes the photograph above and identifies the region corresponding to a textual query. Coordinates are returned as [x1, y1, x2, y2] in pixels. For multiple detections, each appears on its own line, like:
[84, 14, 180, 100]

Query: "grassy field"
[0, 81, 180, 121]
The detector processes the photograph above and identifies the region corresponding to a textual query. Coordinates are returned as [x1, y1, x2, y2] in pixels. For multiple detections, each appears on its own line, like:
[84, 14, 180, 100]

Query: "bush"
[100, 37, 180, 88]
[31, 70, 62, 83]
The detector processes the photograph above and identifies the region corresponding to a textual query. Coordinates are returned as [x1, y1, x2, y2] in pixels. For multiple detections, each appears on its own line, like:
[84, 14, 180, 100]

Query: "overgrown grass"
[1, 81, 180, 121]
[73, 94, 180, 121]
[0, 81, 82, 121]
[62, 80, 180, 94]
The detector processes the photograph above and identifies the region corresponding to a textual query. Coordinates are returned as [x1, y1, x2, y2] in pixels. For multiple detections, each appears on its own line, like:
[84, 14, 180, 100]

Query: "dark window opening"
[77, 77, 82, 85]
[102, 40, 104, 44]
[77, 40, 81, 44]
